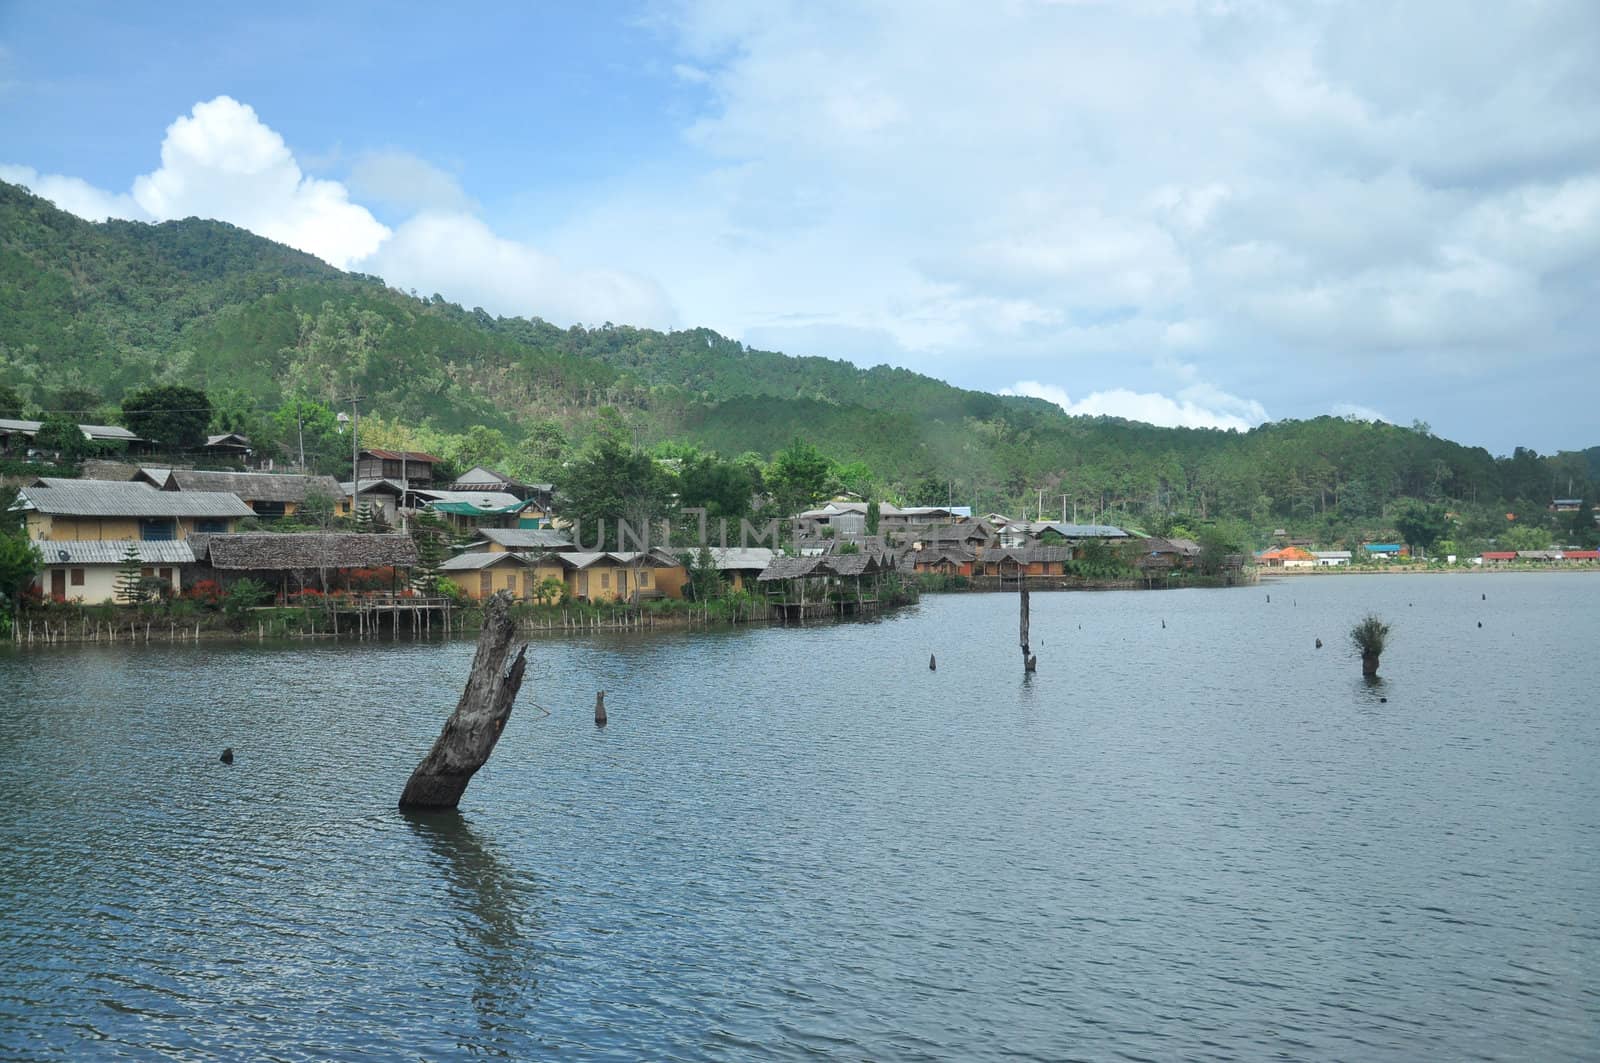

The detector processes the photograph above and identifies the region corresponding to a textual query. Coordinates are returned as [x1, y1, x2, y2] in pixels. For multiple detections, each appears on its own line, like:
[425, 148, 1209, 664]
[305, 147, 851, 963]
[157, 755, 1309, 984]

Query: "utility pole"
[1060, 494, 1068, 524]
[349, 396, 362, 526]
[296, 409, 306, 473]
[1037, 487, 1044, 522]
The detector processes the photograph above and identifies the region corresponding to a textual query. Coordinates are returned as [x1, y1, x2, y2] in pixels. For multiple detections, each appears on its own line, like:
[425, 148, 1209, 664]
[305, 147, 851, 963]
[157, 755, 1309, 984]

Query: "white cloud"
[129, 97, 390, 269]
[1000, 378, 1267, 432]
[1332, 403, 1391, 424]
[347, 150, 473, 214]
[3, 97, 674, 329]
[361, 211, 674, 329]
[0, 164, 141, 222]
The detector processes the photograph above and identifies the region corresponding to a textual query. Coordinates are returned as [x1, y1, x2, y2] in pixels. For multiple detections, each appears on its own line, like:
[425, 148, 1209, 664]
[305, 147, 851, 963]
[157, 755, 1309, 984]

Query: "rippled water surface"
[2, 574, 1597, 1060]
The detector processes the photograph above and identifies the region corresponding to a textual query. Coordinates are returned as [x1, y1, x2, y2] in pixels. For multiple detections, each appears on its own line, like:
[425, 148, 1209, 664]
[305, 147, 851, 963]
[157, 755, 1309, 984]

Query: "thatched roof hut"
[191, 533, 419, 571]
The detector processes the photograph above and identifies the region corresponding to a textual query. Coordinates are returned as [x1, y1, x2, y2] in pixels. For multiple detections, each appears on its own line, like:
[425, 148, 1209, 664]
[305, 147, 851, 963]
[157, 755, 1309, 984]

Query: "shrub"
[1350, 614, 1390, 658]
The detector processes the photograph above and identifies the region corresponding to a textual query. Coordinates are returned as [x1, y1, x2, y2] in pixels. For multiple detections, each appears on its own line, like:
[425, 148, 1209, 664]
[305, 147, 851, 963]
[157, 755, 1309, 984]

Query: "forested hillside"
[1, 179, 1594, 552]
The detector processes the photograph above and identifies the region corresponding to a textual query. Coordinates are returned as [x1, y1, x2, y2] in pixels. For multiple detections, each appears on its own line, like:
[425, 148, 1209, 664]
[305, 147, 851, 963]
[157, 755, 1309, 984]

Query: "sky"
[2, 0, 1596, 455]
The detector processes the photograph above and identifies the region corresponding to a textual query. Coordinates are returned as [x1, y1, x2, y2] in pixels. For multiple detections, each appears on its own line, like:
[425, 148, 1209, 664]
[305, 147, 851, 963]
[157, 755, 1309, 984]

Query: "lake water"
[1, 574, 1596, 1060]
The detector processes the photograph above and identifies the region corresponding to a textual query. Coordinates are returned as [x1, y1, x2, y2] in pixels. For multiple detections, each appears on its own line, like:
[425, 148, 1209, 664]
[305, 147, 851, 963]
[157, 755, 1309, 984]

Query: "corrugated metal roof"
[361, 448, 442, 463]
[38, 540, 196, 565]
[676, 547, 776, 570]
[1030, 522, 1128, 538]
[550, 550, 674, 569]
[440, 552, 533, 571]
[0, 419, 141, 442]
[169, 469, 342, 503]
[20, 479, 254, 518]
[475, 528, 575, 549]
[79, 424, 140, 441]
[340, 478, 408, 495]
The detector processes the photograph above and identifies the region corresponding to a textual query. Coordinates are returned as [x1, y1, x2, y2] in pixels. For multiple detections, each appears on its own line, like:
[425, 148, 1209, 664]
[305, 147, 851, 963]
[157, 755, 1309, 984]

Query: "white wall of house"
[38, 563, 184, 603]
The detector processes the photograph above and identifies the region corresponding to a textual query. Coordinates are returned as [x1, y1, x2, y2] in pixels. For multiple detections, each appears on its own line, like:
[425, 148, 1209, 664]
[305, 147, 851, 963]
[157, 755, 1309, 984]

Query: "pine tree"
[411, 511, 446, 594]
[353, 501, 374, 534]
[115, 544, 145, 604]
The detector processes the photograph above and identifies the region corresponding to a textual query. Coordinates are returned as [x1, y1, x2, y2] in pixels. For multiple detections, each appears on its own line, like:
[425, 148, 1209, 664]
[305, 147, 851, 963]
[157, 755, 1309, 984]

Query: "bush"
[1350, 614, 1390, 658]
[224, 578, 270, 612]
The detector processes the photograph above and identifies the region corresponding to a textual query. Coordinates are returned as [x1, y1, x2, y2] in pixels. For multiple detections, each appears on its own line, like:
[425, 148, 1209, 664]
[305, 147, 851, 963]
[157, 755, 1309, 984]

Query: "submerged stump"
[1019, 584, 1033, 672]
[399, 593, 529, 810]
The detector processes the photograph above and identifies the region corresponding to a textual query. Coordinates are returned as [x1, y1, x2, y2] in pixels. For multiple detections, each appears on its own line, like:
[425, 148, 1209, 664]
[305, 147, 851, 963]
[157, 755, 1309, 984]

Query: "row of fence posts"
[11, 598, 792, 646]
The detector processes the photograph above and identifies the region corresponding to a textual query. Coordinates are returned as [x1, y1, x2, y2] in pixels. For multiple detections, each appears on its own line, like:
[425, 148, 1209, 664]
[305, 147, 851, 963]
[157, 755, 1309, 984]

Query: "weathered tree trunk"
[1020, 583, 1035, 671]
[399, 594, 529, 810]
[1362, 652, 1380, 677]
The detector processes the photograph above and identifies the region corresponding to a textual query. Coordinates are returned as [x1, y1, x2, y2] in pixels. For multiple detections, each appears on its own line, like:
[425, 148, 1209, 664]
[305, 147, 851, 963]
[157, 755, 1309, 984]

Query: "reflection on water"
[404, 810, 545, 1047]
[1, 573, 1597, 1060]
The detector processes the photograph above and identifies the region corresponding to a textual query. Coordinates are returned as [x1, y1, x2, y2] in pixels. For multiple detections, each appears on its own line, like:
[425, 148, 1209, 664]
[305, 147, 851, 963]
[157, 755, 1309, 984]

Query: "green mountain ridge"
[1, 179, 1594, 547]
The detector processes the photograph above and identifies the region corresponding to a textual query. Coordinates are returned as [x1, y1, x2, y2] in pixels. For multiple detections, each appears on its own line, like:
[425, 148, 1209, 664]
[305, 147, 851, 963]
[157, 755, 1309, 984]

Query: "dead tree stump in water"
[399, 593, 529, 810]
[1020, 584, 1036, 672]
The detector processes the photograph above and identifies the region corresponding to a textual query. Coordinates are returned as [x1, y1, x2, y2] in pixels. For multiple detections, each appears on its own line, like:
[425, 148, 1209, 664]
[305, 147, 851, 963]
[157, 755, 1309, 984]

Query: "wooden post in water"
[1020, 583, 1036, 672]
[398, 593, 529, 810]
[595, 691, 607, 727]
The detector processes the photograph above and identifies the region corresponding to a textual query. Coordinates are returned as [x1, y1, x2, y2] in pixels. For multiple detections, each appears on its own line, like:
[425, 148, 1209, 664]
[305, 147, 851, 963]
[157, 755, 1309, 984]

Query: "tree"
[1568, 494, 1598, 549]
[1392, 500, 1449, 555]
[115, 544, 146, 604]
[560, 431, 673, 551]
[766, 439, 832, 517]
[35, 414, 94, 462]
[866, 500, 880, 536]
[1350, 614, 1390, 677]
[685, 545, 725, 601]
[282, 302, 392, 405]
[0, 383, 23, 419]
[1501, 524, 1553, 552]
[0, 533, 41, 614]
[911, 474, 947, 506]
[679, 453, 757, 520]
[411, 510, 448, 594]
[270, 399, 343, 473]
[51, 385, 103, 419]
[122, 385, 211, 449]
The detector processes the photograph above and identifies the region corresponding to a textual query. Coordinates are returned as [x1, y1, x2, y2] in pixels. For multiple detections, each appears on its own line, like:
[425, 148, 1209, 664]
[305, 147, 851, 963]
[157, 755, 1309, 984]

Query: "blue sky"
[3, 1, 1597, 455]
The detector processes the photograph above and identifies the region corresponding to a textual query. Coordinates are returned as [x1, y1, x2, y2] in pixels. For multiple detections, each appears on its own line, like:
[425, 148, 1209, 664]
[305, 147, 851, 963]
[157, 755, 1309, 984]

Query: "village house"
[1256, 545, 1316, 569]
[199, 433, 253, 464]
[14, 478, 251, 603]
[340, 478, 408, 527]
[911, 519, 995, 555]
[448, 467, 556, 519]
[675, 547, 777, 594]
[152, 468, 348, 520]
[1362, 543, 1408, 561]
[1313, 550, 1352, 567]
[34, 540, 195, 603]
[547, 550, 686, 602]
[440, 551, 566, 602]
[188, 532, 419, 602]
[0, 418, 149, 458]
[15, 478, 253, 542]
[910, 545, 975, 577]
[997, 521, 1128, 549]
[974, 546, 1072, 580]
[411, 487, 535, 533]
[1132, 536, 1201, 572]
[756, 551, 894, 616]
[355, 448, 440, 487]
[459, 527, 575, 554]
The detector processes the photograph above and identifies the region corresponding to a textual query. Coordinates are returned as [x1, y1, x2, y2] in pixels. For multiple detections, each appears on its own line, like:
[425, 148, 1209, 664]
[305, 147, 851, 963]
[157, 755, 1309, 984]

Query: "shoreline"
[1262, 565, 1600, 577]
